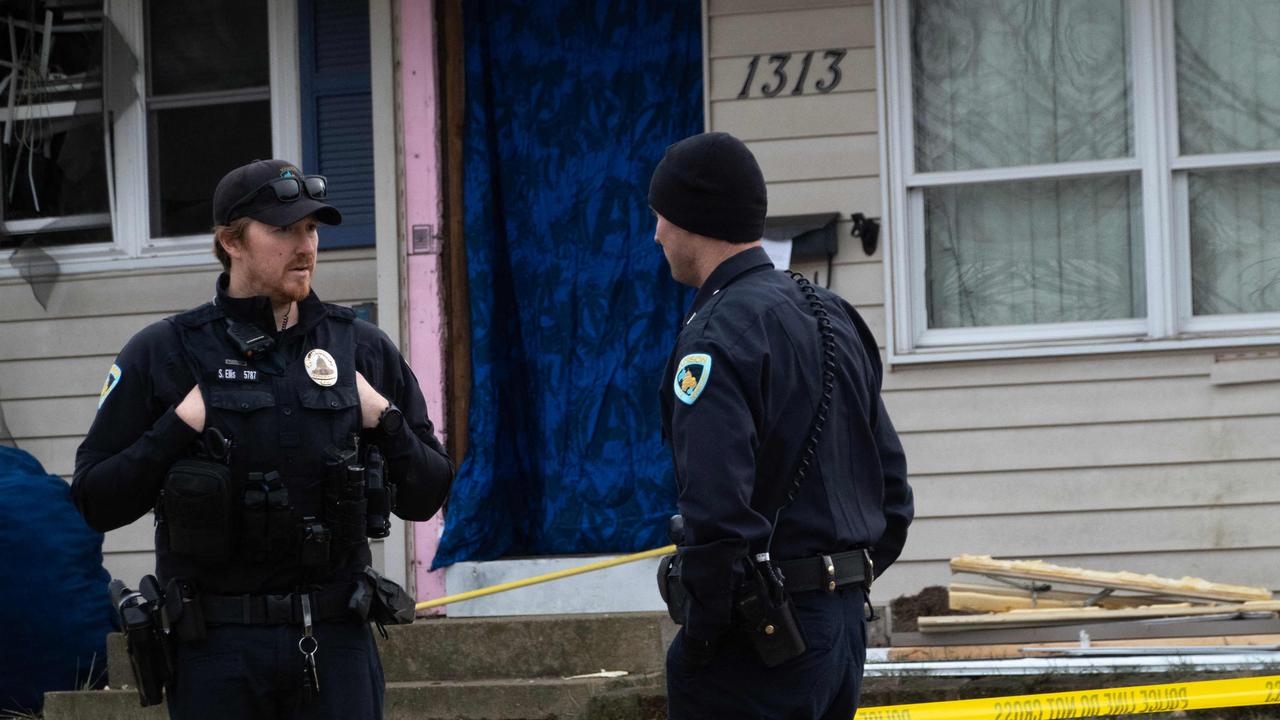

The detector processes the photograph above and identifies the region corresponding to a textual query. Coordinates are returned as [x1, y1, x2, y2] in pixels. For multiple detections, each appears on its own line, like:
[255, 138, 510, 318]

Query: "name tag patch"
[209, 367, 261, 383]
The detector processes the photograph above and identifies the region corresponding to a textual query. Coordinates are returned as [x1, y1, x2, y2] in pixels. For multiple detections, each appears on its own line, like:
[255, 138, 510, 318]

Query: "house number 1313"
[737, 49, 847, 99]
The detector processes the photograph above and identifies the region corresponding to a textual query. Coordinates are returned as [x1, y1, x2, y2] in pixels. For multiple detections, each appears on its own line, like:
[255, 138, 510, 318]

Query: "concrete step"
[42, 689, 166, 720]
[43, 674, 665, 720]
[105, 612, 676, 687]
[376, 612, 675, 682]
[384, 674, 663, 720]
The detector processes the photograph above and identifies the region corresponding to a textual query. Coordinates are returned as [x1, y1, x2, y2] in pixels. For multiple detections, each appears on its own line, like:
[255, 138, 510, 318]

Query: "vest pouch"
[240, 472, 296, 564]
[161, 458, 234, 561]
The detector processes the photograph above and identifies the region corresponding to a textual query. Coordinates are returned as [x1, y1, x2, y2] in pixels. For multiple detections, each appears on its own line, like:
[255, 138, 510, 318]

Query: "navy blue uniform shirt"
[660, 247, 913, 642]
[73, 275, 453, 592]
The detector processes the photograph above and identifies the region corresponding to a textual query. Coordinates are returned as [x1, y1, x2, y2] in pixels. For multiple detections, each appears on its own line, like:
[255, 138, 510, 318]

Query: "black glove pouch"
[161, 458, 234, 561]
[350, 566, 415, 627]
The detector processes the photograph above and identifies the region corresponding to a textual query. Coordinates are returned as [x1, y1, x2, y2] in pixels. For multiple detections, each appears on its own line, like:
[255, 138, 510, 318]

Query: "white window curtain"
[912, 0, 1144, 329]
[1177, 0, 1280, 316]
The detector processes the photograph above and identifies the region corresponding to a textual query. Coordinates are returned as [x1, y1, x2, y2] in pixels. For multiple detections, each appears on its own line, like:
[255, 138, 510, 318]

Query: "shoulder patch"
[98, 363, 122, 409]
[673, 353, 712, 405]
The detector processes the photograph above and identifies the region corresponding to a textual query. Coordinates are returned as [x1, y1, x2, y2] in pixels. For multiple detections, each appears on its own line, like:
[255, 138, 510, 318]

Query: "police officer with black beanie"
[650, 132, 914, 719]
[74, 159, 454, 719]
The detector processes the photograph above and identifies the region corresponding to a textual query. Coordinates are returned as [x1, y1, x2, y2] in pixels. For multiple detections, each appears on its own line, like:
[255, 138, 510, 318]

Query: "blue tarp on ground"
[433, 0, 702, 566]
[0, 446, 113, 712]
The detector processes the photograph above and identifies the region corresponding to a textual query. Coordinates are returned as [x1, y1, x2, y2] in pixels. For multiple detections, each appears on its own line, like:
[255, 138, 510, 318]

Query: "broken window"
[0, 0, 110, 251]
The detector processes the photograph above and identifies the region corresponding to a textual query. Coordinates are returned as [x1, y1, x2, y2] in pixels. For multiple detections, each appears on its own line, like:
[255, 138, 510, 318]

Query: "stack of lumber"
[917, 555, 1277, 634]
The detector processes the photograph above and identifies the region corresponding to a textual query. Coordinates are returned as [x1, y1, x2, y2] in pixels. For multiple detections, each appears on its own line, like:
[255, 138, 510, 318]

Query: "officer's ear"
[215, 217, 254, 266]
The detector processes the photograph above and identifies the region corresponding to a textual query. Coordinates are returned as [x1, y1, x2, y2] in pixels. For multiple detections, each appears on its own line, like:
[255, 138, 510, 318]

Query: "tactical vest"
[155, 301, 373, 594]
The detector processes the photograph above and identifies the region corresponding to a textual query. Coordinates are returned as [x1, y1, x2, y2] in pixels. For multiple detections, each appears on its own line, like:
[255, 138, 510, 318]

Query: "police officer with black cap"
[650, 133, 914, 719]
[74, 159, 454, 719]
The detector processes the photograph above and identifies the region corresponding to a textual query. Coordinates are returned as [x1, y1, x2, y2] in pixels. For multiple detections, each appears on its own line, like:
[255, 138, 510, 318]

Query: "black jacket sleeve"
[355, 322, 454, 521]
[73, 322, 200, 533]
[843, 298, 914, 575]
[669, 331, 771, 643]
[869, 399, 912, 575]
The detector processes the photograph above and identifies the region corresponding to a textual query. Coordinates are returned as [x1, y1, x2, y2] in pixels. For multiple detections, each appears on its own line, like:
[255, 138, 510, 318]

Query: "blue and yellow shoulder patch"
[98, 363, 122, 409]
[673, 353, 712, 405]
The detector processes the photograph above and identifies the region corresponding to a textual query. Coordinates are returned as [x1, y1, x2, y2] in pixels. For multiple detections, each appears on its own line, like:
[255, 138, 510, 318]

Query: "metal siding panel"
[900, 415, 1280, 475]
[747, 134, 880, 182]
[711, 90, 878, 141]
[709, 6, 874, 58]
[910, 460, 1280, 518]
[766, 176, 881, 218]
[887, 376, 1280, 432]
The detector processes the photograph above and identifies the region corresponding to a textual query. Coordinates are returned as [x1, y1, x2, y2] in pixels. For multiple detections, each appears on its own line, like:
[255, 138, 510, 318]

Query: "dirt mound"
[890, 585, 969, 632]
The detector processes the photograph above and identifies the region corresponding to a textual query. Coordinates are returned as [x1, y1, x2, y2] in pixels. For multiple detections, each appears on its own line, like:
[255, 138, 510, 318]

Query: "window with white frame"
[885, 0, 1280, 358]
[0, 0, 298, 270]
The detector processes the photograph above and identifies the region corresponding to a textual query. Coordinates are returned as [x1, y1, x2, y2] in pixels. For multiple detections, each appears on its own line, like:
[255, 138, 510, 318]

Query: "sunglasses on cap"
[227, 174, 329, 220]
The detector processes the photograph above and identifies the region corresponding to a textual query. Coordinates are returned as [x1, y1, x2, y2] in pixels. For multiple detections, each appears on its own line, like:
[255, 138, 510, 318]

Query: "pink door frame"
[398, 0, 448, 609]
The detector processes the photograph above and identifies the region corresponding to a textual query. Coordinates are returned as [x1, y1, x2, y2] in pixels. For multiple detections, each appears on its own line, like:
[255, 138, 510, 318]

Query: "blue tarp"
[433, 0, 702, 566]
[0, 446, 112, 712]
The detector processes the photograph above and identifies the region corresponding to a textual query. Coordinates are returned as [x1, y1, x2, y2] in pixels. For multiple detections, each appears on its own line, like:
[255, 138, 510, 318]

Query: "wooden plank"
[767, 176, 881, 219]
[899, 415, 1280, 475]
[885, 545, 1280, 602]
[951, 555, 1274, 603]
[708, 0, 867, 17]
[885, 375, 1280, 433]
[892, 618, 1280, 647]
[907, 459, 1280, 517]
[919, 602, 1280, 633]
[888, 634, 1280, 662]
[712, 91, 877, 141]
[709, 6, 873, 57]
[709, 49, 875, 101]
[748, 134, 879, 182]
[0, 355, 116, 400]
[948, 583, 1162, 613]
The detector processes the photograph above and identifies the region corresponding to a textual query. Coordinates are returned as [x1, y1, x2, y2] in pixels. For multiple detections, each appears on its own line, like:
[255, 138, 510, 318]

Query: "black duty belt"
[201, 583, 355, 625]
[777, 550, 871, 594]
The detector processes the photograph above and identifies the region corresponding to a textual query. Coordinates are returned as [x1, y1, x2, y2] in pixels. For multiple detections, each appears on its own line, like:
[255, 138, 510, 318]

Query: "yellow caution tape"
[857, 675, 1280, 720]
[416, 544, 675, 611]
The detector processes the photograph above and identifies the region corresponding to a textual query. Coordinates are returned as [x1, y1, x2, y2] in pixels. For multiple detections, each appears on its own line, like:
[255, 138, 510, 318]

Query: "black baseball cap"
[212, 159, 342, 227]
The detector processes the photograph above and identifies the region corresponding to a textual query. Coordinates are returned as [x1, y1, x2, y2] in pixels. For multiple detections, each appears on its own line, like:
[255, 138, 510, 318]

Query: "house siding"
[706, 0, 1280, 601]
[0, 249, 379, 581]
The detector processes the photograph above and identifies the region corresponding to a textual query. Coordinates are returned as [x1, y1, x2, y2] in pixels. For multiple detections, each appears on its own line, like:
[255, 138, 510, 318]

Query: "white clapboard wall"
[705, 0, 1280, 601]
[0, 249, 379, 583]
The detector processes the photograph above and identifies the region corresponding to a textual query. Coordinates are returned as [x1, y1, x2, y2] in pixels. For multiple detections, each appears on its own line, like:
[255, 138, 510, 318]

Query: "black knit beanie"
[648, 132, 767, 243]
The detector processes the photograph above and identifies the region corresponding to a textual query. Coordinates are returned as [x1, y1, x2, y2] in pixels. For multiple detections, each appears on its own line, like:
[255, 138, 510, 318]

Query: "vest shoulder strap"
[323, 303, 357, 323]
[172, 302, 223, 328]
